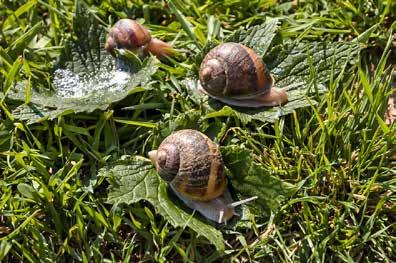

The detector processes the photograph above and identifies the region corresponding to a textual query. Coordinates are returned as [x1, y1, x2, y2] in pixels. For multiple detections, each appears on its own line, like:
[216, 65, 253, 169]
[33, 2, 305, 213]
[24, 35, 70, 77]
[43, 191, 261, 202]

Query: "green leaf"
[189, 22, 361, 124]
[10, 56, 157, 124]
[113, 119, 157, 129]
[225, 19, 279, 56]
[2, 57, 22, 96]
[268, 41, 361, 87]
[353, 24, 379, 44]
[17, 183, 36, 199]
[101, 156, 225, 252]
[166, 0, 200, 47]
[160, 110, 203, 137]
[204, 89, 313, 125]
[194, 20, 278, 66]
[9, 4, 159, 124]
[7, 21, 43, 59]
[0, 240, 12, 261]
[2, 0, 37, 29]
[221, 145, 297, 212]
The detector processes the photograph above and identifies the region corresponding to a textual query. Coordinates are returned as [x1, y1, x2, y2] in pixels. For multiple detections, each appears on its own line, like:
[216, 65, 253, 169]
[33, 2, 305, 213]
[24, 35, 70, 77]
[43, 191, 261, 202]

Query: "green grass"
[1, 0, 395, 262]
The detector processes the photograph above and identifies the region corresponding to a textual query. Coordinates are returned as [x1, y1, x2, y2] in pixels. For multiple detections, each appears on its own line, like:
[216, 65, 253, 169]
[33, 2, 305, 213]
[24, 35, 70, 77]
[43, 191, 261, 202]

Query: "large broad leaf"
[101, 156, 225, 251]
[184, 76, 318, 125]
[187, 22, 361, 124]
[103, 146, 299, 251]
[10, 57, 158, 124]
[9, 3, 158, 124]
[221, 145, 298, 212]
[185, 79, 314, 124]
[225, 19, 279, 57]
[267, 41, 360, 87]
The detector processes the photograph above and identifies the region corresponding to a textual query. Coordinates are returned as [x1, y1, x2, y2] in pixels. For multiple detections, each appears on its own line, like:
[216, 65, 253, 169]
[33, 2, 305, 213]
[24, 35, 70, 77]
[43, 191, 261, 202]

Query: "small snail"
[199, 42, 288, 107]
[148, 129, 257, 223]
[105, 19, 173, 58]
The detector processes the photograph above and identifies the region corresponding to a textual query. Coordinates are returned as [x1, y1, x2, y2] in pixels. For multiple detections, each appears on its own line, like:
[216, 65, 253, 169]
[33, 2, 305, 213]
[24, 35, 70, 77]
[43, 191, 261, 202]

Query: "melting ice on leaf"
[9, 3, 159, 124]
[10, 56, 158, 124]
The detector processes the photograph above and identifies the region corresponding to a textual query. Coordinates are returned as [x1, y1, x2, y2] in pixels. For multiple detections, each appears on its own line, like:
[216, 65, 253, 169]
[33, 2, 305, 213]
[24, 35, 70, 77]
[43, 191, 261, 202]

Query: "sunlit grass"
[0, 0, 395, 261]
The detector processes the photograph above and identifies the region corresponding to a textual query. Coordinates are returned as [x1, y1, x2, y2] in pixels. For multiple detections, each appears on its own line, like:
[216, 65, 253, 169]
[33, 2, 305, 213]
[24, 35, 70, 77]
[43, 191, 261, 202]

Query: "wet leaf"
[9, 4, 159, 124]
[17, 183, 36, 199]
[10, 57, 158, 124]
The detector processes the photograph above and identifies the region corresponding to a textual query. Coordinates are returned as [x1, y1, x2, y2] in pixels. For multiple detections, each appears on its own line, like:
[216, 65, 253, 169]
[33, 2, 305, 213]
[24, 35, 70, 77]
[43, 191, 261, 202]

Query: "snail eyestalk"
[217, 196, 258, 224]
[218, 210, 225, 224]
[228, 196, 258, 208]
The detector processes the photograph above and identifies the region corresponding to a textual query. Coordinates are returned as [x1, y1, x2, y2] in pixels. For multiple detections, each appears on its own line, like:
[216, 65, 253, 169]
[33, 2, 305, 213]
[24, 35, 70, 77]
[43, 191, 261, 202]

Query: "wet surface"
[53, 57, 131, 98]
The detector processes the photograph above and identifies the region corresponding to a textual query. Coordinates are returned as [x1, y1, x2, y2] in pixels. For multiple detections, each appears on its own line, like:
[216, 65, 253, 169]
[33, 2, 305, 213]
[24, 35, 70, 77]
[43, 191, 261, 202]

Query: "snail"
[199, 42, 288, 107]
[148, 129, 257, 224]
[105, 19, 173, 58]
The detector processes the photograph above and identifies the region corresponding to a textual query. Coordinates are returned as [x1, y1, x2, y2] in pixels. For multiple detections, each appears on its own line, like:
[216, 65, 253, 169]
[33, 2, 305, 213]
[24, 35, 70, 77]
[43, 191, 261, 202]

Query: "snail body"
[148, 129, 256, 223]
[105, 19, 172, 58]
[199, 42, 288, 107]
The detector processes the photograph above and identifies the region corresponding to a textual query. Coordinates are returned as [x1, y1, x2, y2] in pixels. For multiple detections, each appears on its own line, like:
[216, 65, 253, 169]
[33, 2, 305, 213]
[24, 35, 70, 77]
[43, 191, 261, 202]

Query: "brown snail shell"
[148, 129, 257, 223]
[150, 129, 226, 201]
[105, 19, 172, 58]
[199, 42, 288, 107]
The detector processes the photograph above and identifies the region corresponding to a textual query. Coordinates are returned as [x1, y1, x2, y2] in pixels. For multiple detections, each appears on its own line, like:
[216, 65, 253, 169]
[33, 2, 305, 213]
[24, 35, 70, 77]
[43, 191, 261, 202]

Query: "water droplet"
[53, 57, 131, 99]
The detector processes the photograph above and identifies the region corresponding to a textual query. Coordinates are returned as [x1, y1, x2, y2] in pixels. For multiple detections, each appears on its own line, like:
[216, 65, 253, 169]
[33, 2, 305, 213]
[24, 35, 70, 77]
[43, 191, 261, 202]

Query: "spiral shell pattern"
[155, 129, 226, 201]
[199, 42, 273, 99]
[105, 19, 151, 54]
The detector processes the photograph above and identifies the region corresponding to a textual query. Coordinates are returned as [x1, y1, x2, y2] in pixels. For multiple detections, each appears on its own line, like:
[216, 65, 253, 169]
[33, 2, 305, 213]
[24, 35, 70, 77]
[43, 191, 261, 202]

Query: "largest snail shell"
[150, 129, 226, 202]
[199, 42, 288, 107]
[200, 42, 272, 99]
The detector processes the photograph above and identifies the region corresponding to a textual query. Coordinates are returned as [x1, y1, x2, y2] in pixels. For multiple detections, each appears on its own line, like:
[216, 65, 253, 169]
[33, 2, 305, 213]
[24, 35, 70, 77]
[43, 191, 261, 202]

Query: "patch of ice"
[53, 58, 131, 99]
